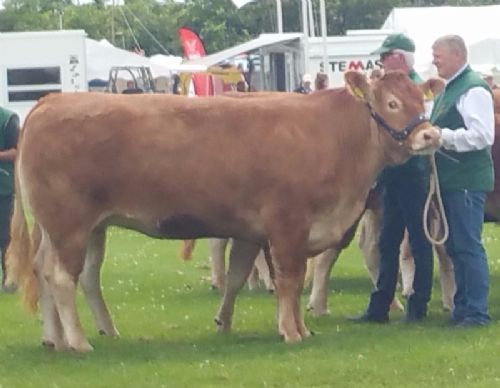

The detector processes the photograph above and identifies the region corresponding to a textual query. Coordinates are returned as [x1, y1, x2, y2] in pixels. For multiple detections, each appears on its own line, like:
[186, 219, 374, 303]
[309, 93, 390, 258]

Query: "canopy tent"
[183, 33, 303, 68]
[382, 5, 500, 78]
[149, 54, 206, 73]
[183, 33, 304, 92]
[86, 39, 204, 82]
[86, 38, 173, 81]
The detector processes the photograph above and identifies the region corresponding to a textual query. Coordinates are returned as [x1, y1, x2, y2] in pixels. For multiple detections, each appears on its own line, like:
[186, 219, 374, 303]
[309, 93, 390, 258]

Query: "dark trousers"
[367, 180, 433, 319]
[0, 194, 14, 285]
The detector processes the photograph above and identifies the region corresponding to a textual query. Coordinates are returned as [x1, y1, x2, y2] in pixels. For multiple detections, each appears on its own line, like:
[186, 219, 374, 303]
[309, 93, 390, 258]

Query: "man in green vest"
[431, 35, 494, 327]
[349, 33, 434, 323]
[0, 106, 19, 292]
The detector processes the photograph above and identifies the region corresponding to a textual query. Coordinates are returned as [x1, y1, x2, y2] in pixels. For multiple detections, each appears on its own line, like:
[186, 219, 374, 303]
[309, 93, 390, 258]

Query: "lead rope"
[423, 153, 449, 245]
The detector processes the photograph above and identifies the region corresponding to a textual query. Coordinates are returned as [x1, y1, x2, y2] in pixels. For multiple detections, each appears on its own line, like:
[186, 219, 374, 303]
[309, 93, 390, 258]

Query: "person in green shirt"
[349, 33, 433, 323]
[0, 106, 19, 292]
[431, 35, 494, 327]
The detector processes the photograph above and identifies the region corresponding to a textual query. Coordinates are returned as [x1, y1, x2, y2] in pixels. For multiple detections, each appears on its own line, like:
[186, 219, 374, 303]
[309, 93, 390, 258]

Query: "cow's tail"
[5, 129, 39, 313]
[180, 239, 196, 261]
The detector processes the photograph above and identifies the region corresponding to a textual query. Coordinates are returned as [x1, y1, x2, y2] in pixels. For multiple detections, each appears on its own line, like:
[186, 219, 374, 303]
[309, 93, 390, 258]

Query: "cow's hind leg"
[215, 239, 260, 333]
[48, 239, 92, 352]
[436, 244, 455, 311]
[254, 250, 274, 292]
[80, 228, 119, 337]
[36, 229, 66, 351]
[209, 238, 229, 291]
[306, 248, 340, 316]
[399, 230, 415, 299]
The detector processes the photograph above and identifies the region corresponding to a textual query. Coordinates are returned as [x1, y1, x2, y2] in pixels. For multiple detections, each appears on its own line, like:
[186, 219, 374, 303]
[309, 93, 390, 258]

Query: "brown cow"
[6, 71, 442, 352]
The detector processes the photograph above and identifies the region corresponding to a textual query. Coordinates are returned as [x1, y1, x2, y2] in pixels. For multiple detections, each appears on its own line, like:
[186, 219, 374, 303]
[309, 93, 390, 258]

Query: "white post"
[111, 0, 115, 44]
[301, 0, 309, 76]
[276, 0, 283, 33]
[307, 0, 315, 37]
[320, 0, 328, 74]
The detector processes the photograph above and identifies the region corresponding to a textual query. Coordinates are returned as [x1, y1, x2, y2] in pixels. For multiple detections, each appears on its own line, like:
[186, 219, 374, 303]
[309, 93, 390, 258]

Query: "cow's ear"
[419, 77, 445, 100]
[344, 71, 372, 102]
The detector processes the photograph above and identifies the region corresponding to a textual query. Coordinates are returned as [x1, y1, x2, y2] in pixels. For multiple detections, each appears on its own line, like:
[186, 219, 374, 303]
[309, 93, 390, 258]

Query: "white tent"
[382, 5, 500, 78]
[86, 39, 184, 80]
[149, 54, 206, 73]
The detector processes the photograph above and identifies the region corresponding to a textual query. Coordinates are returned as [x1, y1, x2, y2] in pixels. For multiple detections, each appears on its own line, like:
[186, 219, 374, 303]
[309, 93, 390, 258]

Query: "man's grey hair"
[433, 35, 468, 61]
[393, 49, 415, 69]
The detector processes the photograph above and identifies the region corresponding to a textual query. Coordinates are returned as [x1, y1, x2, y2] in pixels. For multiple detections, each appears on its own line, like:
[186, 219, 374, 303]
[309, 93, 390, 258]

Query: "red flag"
[178, 27, 213, 96]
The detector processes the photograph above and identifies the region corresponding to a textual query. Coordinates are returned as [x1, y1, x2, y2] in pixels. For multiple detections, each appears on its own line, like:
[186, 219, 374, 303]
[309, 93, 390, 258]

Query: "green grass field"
[1, 225, 500, 388]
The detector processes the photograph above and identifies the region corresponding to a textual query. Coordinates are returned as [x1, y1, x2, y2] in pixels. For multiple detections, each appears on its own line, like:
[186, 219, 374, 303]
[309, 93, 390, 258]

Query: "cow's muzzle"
[410, 126, 442, 154]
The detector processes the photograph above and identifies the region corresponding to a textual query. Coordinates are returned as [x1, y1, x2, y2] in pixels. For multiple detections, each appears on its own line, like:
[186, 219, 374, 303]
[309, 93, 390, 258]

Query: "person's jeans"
[367, 180, 433, 319]
[442, 190, 490, 324]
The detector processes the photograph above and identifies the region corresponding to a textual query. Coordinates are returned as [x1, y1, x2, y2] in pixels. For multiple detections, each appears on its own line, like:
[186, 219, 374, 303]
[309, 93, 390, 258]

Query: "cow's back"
[19, 90, 370, 244]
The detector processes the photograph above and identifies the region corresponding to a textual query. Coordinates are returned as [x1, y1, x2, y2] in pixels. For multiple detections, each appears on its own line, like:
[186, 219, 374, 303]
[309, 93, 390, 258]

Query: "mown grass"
[1, 225, 500, 388]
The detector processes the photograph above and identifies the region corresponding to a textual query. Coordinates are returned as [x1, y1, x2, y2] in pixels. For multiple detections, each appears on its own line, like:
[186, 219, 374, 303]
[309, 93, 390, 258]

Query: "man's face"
[432, 44, 463, 80]
[380, 51, 405, 72]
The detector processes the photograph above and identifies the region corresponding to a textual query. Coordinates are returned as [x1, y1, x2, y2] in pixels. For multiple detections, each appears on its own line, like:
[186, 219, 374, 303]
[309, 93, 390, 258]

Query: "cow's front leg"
[215, 239, 260, 333]
[274, 260, 309, 342]
[271, 234, 310, 343]
[307, 247, 340, 316]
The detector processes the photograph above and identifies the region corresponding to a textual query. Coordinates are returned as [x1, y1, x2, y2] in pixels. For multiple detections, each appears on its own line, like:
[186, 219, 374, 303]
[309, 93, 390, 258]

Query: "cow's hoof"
[70, 341, 94, 353]
[306, 305, 329, 317]
[210, 284, 223, 292]
[98, 327, 120, 337]
[283, 333, 303, 343]
[42, 340, 55, 349]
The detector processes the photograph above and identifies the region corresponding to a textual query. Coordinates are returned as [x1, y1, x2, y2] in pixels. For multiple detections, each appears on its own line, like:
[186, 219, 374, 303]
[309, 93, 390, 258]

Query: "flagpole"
[276, 0, 283, 33]
[320, 0, 328, 74]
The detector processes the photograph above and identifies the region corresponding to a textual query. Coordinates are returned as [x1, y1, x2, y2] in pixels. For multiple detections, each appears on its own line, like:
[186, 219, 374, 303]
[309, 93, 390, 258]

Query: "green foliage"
[1, 225, 500, 386]
[0, 0, 497, 55]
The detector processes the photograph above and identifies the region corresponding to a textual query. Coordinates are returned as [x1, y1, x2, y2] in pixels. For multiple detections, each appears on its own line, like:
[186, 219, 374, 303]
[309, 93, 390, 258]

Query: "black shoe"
[401, 314, 426, 324]
[445, 316, 463, 327]
[347, 312, 388, 324]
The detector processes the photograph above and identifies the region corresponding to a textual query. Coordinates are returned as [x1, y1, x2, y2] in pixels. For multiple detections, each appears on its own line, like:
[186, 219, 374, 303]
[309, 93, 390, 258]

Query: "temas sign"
[329, 59, 382, 72]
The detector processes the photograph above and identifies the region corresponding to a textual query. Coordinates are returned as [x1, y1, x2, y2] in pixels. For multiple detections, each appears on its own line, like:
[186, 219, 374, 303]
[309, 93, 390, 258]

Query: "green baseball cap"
[371, 33, 415, 55]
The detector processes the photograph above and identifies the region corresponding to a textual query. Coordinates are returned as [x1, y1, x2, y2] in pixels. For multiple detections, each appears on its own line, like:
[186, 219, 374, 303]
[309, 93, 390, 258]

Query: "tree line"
[0, 0, 496, 56]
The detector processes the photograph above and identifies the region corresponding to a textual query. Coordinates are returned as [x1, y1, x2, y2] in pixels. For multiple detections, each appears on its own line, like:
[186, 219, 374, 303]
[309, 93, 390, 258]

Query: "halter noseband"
[366, 102, 428, 143]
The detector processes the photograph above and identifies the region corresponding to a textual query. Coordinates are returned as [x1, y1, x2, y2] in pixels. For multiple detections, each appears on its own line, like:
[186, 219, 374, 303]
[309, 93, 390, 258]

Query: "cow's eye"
[388, 101, 398, 109]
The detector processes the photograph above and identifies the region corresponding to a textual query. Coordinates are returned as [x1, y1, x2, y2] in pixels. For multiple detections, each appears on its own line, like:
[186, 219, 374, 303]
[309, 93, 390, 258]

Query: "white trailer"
[306, 30, 391, 88]
[0, 30, 87, 123]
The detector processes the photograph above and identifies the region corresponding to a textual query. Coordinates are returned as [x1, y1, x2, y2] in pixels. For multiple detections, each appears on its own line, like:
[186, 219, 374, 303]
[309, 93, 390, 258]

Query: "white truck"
[0, 29, 87, 123]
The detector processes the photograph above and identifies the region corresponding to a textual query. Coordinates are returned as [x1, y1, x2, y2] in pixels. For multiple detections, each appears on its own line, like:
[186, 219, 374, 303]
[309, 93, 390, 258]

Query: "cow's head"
[345, 70, 443, 163]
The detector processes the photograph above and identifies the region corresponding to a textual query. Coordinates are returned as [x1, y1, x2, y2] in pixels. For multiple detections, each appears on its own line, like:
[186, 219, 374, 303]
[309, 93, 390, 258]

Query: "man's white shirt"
[440, 65, 495, 152]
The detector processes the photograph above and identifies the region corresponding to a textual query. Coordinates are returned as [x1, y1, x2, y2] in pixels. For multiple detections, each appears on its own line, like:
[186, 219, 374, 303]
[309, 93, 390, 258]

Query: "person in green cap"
[431, 35, 494, 327]
[349, 33, 434, 323]
[0, 106, 19, 292]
